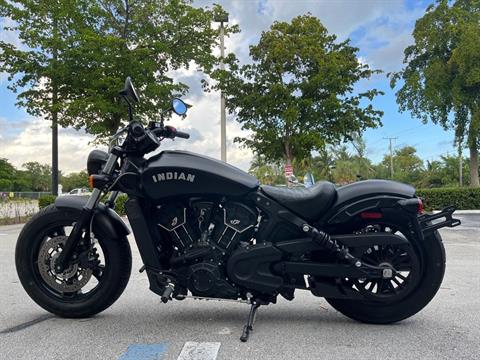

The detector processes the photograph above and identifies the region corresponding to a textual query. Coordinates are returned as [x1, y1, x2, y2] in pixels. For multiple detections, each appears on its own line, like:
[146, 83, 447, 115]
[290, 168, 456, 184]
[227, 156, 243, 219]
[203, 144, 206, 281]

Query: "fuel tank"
[141, 150, 260, 199]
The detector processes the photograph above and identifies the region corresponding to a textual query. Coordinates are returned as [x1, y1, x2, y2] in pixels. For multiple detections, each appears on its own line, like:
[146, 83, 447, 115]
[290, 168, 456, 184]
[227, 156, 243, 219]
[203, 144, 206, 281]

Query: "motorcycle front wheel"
[325, 218, 446, 324]
[15, 204, 132, 318]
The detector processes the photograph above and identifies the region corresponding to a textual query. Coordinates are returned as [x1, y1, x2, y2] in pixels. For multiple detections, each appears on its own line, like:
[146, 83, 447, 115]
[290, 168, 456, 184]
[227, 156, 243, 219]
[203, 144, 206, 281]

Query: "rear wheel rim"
[344, 222, 422, 303]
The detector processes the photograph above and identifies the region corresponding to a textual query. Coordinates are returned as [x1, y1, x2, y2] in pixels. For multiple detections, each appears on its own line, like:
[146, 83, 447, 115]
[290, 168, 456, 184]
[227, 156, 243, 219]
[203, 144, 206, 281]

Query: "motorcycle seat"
[261, 181, 337, 221]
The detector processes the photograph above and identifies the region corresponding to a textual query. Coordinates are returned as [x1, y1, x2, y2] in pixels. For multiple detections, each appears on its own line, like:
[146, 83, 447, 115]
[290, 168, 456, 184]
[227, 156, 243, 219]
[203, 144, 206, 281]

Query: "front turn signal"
[88, 174, 110, 190]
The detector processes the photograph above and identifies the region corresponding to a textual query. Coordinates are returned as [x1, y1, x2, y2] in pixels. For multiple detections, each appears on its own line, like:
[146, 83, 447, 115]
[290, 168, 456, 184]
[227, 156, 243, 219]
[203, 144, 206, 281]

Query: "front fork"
[55, 153, 119, 273]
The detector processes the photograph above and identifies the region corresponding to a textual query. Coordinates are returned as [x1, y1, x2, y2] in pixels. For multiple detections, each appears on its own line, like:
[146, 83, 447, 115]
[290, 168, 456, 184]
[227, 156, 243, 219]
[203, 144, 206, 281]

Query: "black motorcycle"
[16, 78, 461, 342]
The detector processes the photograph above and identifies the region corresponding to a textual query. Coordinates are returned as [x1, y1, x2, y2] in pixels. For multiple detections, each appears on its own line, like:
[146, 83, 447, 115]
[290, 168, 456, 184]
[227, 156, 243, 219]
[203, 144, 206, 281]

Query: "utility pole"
[51, 15, 59, 196]
[459, 142, 463, 187]
[214, 13, 229, 162]
[383, 137, 398, 178]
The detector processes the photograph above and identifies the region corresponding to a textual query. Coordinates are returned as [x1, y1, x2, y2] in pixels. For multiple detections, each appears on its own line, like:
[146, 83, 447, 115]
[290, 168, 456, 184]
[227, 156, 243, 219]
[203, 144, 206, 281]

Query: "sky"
[0, 0, 457, 174]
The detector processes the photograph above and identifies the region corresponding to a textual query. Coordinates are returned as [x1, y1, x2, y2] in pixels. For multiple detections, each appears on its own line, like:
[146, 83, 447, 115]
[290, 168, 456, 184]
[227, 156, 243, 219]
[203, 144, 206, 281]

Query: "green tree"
[60, 170, 89, 192]
[0, 1, 234, 137]
[390, 0, 480, 186]
[329, 145, 373, 184]
[0, 0, 236, 193]
[380, 146, 424, 186]
[310, 148, 336, 182]
[60, 1, 236, 137]
[213, 15, 383, 167]
[0, 158, 16, 191]
[22, 162, 52, 192]
[249, 155, 285, 185]
[437, 154, 469, 187]
[0, 0, 85, 194]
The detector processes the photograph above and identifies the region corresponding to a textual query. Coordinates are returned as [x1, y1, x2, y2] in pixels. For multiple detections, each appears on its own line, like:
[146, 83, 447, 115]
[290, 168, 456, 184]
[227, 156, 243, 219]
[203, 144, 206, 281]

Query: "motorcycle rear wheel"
[325, 220, 446, 324]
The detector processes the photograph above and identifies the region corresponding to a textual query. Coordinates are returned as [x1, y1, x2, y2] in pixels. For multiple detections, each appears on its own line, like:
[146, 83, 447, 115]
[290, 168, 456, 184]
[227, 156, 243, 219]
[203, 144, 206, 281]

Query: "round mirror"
[172, 98, 187, 115]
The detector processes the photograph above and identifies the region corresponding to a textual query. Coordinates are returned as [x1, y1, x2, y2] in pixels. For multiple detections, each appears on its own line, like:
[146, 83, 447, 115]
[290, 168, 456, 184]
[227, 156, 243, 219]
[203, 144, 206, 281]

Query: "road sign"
[284, 164, 293, 177]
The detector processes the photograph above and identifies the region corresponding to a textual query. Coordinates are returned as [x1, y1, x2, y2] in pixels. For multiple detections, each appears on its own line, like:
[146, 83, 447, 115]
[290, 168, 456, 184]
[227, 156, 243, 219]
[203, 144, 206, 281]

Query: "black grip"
[175, 131, 190, 139]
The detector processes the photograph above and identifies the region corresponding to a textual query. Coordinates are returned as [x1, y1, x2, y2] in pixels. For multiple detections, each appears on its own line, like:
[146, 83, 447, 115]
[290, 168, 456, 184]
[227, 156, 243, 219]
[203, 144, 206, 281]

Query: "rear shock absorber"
[306, 226, 360, 266]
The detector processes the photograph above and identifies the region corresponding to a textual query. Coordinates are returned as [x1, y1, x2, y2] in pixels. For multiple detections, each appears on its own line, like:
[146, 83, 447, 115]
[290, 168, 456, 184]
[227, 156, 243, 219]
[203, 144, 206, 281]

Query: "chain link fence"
[0, 191, 51, 200]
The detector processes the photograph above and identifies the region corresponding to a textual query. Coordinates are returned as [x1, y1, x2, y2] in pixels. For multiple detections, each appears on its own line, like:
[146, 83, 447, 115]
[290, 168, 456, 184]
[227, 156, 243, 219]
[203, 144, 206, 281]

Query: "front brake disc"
[37, 236, 93, 293]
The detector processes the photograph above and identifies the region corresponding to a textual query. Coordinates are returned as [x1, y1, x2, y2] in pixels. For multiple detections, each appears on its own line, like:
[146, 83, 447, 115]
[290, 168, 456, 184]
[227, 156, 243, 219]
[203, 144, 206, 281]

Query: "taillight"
[360, 211, 383, 219]
[417, 198, 424, 214]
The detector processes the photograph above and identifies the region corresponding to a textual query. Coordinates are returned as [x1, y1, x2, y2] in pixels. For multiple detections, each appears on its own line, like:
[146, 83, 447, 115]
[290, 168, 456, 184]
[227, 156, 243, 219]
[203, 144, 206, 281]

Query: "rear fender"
[323, 195, 408, 225]
[318, 180, 416, 226]
[55, 196, 130, 239]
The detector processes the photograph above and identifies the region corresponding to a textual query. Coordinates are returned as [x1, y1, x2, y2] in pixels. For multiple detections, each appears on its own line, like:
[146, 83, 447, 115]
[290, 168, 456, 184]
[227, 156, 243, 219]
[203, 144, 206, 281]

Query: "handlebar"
[175, 130, 190, 139]
[119, 122, 190, 156]
[152, 125, 190, 139]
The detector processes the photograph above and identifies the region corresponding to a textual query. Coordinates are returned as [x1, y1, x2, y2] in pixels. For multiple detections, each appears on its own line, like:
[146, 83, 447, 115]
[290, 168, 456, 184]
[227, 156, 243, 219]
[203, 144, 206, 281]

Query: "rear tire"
[15, 204, 132, 318]
[325, 225, 446, 324]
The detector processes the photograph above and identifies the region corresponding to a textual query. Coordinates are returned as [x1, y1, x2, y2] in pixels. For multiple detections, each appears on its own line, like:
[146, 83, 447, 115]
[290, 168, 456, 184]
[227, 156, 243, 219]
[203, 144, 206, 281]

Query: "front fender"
[55, 196, 130, 238]
[319, 180, 416, 225]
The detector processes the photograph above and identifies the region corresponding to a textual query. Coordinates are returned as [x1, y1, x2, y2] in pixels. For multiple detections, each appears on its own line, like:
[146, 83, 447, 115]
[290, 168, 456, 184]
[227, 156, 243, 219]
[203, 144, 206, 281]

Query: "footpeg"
[161, 284, 174, 303]
[240, 302, 261, 342]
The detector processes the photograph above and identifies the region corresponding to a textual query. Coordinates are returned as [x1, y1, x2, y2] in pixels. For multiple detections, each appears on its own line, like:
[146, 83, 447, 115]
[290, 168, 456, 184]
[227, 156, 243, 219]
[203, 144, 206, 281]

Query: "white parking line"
[177, 342, 221, 360]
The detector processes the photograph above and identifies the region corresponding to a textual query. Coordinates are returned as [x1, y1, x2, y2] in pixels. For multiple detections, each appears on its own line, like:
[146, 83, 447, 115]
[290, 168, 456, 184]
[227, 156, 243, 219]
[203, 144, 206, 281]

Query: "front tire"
[325, 222, 446, 324]
[15, 204, 132, 318]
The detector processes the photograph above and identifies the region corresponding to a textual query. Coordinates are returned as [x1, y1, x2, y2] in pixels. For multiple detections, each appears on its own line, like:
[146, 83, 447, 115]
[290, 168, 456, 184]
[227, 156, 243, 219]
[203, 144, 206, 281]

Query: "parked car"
[65, 188, 92, 196]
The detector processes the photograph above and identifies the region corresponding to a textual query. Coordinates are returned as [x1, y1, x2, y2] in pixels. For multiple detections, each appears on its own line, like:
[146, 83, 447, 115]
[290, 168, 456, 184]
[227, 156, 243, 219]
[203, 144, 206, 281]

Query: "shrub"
[38, 194, 57, 209]
[416, 187, 480, 210]
[114, 194, 128, 216]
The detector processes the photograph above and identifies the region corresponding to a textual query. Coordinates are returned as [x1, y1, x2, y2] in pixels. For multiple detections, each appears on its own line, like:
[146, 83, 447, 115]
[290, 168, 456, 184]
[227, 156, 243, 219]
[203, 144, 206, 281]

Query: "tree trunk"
[469, 144, 479, 187]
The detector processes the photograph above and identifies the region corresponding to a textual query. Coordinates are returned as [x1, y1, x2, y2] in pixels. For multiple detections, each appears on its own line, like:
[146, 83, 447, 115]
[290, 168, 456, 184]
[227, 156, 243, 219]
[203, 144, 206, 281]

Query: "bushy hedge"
[38, 194, 57, 209]
[114, 194, 128, 216]
[416, 187, 480, 210]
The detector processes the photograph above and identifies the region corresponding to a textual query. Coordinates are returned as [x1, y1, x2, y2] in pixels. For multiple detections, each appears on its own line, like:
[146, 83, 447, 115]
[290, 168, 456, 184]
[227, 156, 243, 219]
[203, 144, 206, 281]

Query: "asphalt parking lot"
[0, 214, 479, 360]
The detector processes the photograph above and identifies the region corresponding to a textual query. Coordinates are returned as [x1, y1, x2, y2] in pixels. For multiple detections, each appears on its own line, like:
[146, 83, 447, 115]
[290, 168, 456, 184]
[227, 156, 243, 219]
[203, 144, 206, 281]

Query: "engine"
[155, 200, 258, 298]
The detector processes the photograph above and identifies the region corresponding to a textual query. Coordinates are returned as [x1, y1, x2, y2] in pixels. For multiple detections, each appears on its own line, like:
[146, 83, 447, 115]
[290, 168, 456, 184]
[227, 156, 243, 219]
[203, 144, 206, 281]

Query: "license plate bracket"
[418, 206, 461, 233]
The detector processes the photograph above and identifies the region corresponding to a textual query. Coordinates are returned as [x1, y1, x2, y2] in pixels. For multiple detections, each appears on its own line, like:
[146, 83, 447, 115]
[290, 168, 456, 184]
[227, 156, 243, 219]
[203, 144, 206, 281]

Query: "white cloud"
[0, 117, 98, 174]
[0, 90, 253, 174]
[147, 88, 253, 170]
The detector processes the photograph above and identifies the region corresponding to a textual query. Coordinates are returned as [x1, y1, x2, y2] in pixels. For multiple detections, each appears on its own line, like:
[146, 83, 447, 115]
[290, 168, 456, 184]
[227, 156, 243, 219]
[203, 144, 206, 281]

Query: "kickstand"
[240, 302, 261, 342]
